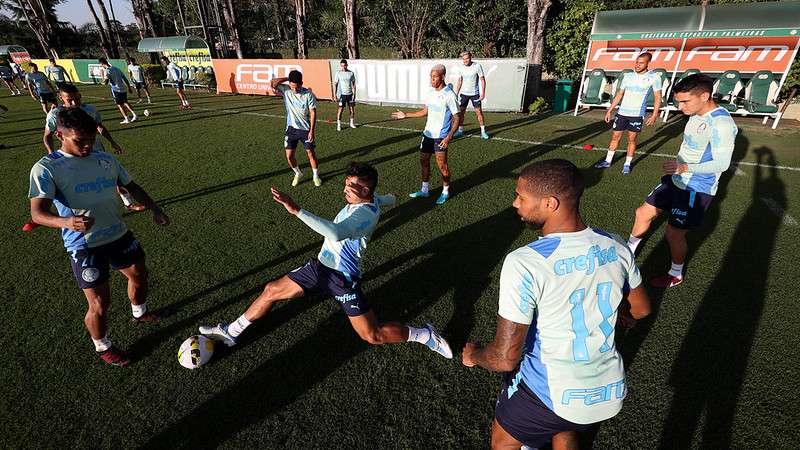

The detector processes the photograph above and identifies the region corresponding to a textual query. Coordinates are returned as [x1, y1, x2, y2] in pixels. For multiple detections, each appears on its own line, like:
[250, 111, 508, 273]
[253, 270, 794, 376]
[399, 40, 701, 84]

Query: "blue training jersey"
[423, 85, 460, 139]
[498, 227, 642, 424]
[673, 106, 738, 196]
[617, 71, 662, 118]
[45, 104, 105, 151]
[104, 66, 128, 93]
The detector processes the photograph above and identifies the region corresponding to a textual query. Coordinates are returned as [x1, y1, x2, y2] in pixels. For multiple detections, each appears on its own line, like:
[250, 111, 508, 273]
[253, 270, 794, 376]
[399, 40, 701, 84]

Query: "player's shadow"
[658, 146, 784, 449]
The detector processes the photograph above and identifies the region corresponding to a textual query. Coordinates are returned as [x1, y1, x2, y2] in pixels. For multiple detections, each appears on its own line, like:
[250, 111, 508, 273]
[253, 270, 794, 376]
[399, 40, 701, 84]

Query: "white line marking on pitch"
[759, 197, 798, 226]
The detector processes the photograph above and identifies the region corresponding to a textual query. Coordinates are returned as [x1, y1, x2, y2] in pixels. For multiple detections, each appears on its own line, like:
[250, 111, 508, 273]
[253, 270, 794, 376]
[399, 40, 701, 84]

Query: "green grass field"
[1, 85, 799, 449]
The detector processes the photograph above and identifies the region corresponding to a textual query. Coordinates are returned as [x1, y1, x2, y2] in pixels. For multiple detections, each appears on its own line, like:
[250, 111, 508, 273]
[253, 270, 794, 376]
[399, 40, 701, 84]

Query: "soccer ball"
[177, 335, 215, 369]
[143, 109, 150, 117]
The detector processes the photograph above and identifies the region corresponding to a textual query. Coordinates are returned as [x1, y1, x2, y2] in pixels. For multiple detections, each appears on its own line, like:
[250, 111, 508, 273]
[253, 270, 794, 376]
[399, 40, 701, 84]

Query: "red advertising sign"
[212, 59, 333, 99]
[678, 37, 799, 73]
[586, 40, 682, 71]
[9, 51, 31, 64]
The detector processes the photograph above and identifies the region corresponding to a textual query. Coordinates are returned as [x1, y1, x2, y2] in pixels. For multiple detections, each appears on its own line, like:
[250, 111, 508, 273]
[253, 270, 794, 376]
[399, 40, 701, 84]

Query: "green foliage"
[141, 64, 165, 82]
[527, 97, 550, 115]
[544, 0, 605, 80]
[431, 0, 527, 58]
[195, 71, 215, 87]
[782, 57, 800, 102]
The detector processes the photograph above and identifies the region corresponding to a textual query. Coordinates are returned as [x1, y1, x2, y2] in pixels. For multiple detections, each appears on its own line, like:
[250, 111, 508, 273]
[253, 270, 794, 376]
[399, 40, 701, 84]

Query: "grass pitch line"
[759, 197, 798, 226]
[110, 99, 800, 173]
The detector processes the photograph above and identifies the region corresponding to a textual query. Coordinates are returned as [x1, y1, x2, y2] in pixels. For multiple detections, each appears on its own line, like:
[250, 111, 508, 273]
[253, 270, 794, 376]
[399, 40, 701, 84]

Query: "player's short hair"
[340, 59, 348, 65]
[59, 83, 80, 94]
[29, 62, 38, 70]
[49, 57, 56, 63]
[673, 74, 714, 96]
[288, 70, 303, 84]
[519, 159, 584, 206]
[638, 52, 652, 62]
[127, 57, 135, 63]
[460, 51, 472, 59]
[98, 57, 108, 65]
[431, 64, 446, 76]
[56, 108, 97, 135]
[346, 161, 378, 191]
[160, 56, 169, 62]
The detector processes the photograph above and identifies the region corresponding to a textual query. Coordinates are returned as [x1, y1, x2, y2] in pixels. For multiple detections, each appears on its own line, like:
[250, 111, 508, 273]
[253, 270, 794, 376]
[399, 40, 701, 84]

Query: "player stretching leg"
[271, 70, 322, 187]
[391, 64, 460, 205]
[595, 52, 662, 175]
[626, 74, 737, 288]
[24, 63, 57, 114]
[28, 108, 170, 366]
[99, 58, 137, 124]
[200, 162, 452, 359]
[462, 159, 651, 450]
[127, 58, 152, 104]
[454, 51, 489, 139]
[160, 57, 191, 109]
[334, 59, 357, 131]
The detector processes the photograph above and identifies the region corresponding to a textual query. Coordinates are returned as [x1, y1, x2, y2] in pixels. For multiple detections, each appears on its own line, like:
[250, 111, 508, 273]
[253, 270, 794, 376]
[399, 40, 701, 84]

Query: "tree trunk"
[221, 0, 244, 58]
[94, 0, 120, 58]
[342, 0, 359, 59]
[131, 0, 147, 40]
[86, 0, 114, 59]
[388, 0, 429, 59]
[525, 0, 551, 100]
[293, 0, 308, 59]
[107, 0, 126, 57]
[176, 0, 187, 34]
[16, 0, 57, 58]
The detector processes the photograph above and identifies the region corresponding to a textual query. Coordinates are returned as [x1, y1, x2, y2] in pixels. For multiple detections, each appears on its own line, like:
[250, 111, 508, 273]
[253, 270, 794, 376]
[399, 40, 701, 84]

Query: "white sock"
[312, 169, 319, 178]
[480, 126, 486, 132]
[407, 326, 430, 344]
[605, 150, 614, 163]
[337, 120, 341, 125]
[119, 192, 133, 206]
[458, 126, 464, 132]
[292, 166, 302, 176]
[227, 314, 252, 338]
[421, 182, 430, 193]
[350, 118, 354, 124]
[131, 303, 147, 319]
[668, 262, 684, 278]
[627, 235, 642, 253]
[625, 156, 633, 166]
[93, 336, 112, 352]
[442, 185, 450, 194]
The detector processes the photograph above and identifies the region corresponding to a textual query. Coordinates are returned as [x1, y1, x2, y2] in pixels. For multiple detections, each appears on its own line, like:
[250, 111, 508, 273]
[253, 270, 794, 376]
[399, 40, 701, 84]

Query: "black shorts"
[459, 93, 482, 109]
[1, 75, 13, 82]
[338, 94, 354, 107]
[55, 81, 69, 90]
[134, 81, 147, 90]
[112, 90, 128, 105]
[176, 80, 185, 90]
[38, 92, 57, 104]
[68, 232, 145, 289]
[284, 126, 316, 151]
[495, 370, 599, 448]
[612, 114, 643, 132]
[645, 175, 714, 229]
[420, 136, 447, 154]
[287, 259, 370, 317]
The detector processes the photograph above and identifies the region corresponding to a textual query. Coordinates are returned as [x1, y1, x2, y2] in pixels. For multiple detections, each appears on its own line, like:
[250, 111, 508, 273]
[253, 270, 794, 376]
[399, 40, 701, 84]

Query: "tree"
[386, 0, 430, 58]
[342, 0, 358, 59]
[85, 0, 114, 58]
[525, 0, 551, 98]
[94, 0, 121, 57]
[293, 0, 308, 58]
[221, 0, 244, 58]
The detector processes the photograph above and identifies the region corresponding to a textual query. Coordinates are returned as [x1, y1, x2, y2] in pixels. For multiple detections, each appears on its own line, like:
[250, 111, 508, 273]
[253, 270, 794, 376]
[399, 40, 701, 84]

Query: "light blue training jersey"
[457, 62, 485, 96]
[26, 71, 52, 94]
[672, 106, 737, 196]
[498, 227, 642, 425]
[617, 71, 662, 118]
[167, 62, 182, 81]
[276, 83, 317, 131]
[29, 150, 132, 251]
[46, 65, 67, 82]
[104, 66, 128, 93]
[335, 71, 356, 96]
[45, 104, 104, 151]
[423, 84, 460, 139]
[128, 64, 145, 83]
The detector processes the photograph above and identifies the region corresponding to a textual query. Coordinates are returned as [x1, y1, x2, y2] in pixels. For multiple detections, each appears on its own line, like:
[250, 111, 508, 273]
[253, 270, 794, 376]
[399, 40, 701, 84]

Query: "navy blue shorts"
[495, 370, 599, 448]
[459, 93, 481, 109]
[338, 94, 354, 107]
[134, 81, 147, 90]
[38, 92, 57, 104]
[287, 259, 370, 317]
[112, 90, 128, 105]
[1, 75, 12, 81]
[176, 80, 185, 90]
[646, 175, 713, 229]
[284, 126, 316, 151]
[420, 136, 446, 153]
[68, 232, 145, 289]
[612, 114, 643, 132]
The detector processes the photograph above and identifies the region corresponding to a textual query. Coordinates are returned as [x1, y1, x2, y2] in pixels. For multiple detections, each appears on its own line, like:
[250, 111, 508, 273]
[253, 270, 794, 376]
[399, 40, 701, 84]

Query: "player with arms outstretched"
[28, 108, 170, 366]
[391, 64, 461, 205]
[462, 159, 651, 450]
[200, 162, 452, 359]
[626, 74, 737, 288]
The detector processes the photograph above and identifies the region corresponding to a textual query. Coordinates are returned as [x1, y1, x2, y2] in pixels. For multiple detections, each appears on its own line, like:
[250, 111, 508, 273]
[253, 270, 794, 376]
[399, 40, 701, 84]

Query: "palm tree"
[85, 0, 114, 58]
[343, 0, 358, 59]
[8, 0, 60, 58]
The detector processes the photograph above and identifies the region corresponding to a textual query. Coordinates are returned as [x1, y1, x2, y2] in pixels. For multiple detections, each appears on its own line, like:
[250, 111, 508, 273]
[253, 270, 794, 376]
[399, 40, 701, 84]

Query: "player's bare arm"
[455, 76, 462, 95]
[439, 110, 462, 149]
[462, 316, 528, 371]
[31, 197, 94, 231]
[122, 181, 169, 225]
[270, 77, 288, 90]
[97, 124, 123, 154]
[479, 76, 486, 101]
[646, 91, 662, 126]
[391, 106, 428, 120]
[307, 108, 316, 142]
[43, 128, 55, 154]
[662, 160, 689, 174]
[618, 285, 652, 328]
[605, 90, 625, 123]
[271, 187, 300, 215]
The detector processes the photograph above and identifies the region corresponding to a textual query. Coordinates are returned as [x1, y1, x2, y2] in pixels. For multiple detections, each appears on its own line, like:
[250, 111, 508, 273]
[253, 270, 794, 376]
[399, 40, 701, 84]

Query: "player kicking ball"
[200, 162, 452, 360]
[462, 159, 651, 450]
[28, 108, 170, 366]
[626, 74, 737, 288]
[160, 56, 191, 109]
[99, 58, 137, 124]
[271, 70, 322, 187]
[391, 64, 460, 205]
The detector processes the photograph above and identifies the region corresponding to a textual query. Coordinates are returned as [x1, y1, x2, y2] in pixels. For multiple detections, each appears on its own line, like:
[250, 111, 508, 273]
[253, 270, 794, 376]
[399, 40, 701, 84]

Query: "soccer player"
[391, 64, 460, 205]
[454, 51, 489, 139]
[334, 59, 357, 131]
[0, 59, 23, 95]
[42, 83, 145, 211]
[462, 159, 651, 450]
[160, 56, 191, 109]
[99, 57, 137, 124]
[199, 162, 453, 360]
[45, 58, 72, 90]
[626, 74, 737, 288]
[594, 52, 662, 175]
[25, 63, 57, 114]
[28, 108, 170, 366]
[127, 58, 151, 104]
[271, 70, 322, 187]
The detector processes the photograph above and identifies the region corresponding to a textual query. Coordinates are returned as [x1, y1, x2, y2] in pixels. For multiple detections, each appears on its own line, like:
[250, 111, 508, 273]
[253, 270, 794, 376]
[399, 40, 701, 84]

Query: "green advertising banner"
[70, 59, 128, 84]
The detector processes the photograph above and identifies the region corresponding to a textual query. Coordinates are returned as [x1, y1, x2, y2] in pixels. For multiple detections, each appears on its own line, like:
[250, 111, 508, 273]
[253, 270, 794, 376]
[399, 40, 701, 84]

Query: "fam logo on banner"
[212, 59, 333, 99]
[9, 52, 31, 64]
[329, 59, 528, 112]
